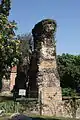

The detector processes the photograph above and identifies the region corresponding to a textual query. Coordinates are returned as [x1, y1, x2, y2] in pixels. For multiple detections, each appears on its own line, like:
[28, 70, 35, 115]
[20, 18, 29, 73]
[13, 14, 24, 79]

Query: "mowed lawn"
[0, 116, 9, 120]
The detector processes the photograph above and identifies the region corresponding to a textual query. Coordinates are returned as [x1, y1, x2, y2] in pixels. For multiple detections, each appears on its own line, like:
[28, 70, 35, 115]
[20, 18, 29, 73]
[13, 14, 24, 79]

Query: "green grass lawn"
[0, 116, 9, 120]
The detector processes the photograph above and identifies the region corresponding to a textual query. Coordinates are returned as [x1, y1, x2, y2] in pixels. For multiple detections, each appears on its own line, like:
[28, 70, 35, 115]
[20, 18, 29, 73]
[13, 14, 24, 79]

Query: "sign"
[19, 89, 26, 96]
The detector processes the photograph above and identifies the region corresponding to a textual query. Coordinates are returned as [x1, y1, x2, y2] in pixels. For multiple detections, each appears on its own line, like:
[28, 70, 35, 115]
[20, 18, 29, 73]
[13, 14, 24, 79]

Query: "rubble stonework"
[32, 19, 63, 116]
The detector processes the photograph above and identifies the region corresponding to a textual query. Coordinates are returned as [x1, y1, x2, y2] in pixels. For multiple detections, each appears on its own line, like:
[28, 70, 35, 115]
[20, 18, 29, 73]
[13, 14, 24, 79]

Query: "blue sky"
[9, 0, 80, 55]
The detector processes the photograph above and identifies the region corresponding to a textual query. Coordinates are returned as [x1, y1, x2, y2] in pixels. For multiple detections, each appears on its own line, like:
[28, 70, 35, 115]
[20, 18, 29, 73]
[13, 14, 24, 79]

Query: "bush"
[62, 88, 77, 97]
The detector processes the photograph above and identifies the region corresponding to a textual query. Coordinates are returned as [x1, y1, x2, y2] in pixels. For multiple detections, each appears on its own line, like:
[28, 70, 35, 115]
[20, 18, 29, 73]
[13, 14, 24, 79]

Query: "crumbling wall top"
[32, 19, 57, 39]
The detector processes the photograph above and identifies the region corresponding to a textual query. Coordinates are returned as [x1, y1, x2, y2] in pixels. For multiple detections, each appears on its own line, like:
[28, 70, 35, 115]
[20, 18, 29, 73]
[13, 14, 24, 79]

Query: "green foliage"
[17, 33, 32, 61]
[0, 0, 20, 88]
[62, 88, 77, 96]
[0, 100, 38, 114]
[57, 54, 80, 96]
[0, 0, 11, 16]
[0, 101, 15, 113]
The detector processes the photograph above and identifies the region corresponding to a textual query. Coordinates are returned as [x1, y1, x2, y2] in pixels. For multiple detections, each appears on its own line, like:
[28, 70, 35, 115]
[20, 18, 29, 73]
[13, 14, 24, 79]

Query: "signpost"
[13, 89, 38, 113]
[19, 89, 26, 96]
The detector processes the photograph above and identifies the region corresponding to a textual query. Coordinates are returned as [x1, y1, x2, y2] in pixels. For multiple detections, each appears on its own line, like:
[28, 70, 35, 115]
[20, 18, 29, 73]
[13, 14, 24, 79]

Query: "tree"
[17, 33, 33, 63]
[11, 34, 33, 96]
[57, 54, 80, 96]
[16, 33, 33, 76]
[0, 0, 20, 90]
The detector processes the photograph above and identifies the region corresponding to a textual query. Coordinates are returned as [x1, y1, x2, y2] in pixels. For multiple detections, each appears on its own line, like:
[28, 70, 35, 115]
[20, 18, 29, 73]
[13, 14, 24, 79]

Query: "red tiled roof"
[11, 66, 17, 73]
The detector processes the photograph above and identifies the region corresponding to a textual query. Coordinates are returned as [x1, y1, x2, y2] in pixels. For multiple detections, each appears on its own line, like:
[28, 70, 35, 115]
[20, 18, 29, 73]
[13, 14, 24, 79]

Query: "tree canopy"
[57, 53, 80, 96]
[0, 0, 20, 88]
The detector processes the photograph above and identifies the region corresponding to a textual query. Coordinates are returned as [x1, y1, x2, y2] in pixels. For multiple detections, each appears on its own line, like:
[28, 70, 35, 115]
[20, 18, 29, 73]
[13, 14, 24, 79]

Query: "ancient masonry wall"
[32, 19, 63, 116]
[1, 66, 17, 95]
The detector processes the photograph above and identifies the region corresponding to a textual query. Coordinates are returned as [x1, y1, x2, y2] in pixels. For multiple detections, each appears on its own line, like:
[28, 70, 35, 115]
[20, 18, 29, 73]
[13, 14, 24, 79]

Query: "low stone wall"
[0, 96, 80, 118]
[62, 97, 80, 119]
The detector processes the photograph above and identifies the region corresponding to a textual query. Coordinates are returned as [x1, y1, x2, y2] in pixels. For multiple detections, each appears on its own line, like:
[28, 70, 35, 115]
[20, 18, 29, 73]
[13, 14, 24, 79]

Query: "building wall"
[0, 66, 17, 95]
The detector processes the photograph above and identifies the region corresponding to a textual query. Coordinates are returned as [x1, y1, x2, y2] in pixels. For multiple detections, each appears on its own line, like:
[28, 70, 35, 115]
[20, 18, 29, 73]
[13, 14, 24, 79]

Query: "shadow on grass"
[0, 114, 79, 120]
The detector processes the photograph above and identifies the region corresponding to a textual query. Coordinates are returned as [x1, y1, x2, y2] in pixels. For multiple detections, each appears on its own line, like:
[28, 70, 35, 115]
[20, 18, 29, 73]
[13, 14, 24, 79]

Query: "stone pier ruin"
[30, 19, 63, 116]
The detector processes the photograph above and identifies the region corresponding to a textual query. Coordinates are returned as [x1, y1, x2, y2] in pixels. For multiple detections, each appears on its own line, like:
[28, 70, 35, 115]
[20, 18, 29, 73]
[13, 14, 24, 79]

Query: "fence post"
[40, 91, 42, 116]
[72, 97, 76, 119]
